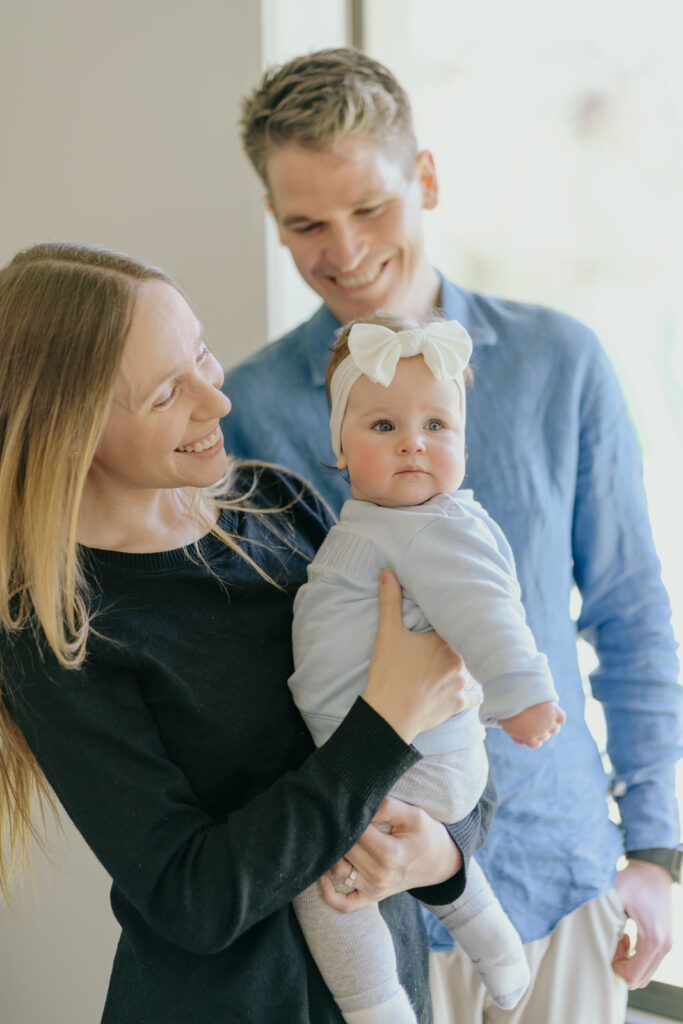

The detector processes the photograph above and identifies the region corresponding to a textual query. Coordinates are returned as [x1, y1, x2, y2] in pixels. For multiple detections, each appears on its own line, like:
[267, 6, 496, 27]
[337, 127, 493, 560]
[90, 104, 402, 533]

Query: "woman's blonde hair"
[0, 242, 180, 899]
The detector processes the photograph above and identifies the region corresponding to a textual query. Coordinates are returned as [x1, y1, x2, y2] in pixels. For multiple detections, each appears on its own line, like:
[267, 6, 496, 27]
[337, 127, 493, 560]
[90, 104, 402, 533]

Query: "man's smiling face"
[265, 136, 440, 324]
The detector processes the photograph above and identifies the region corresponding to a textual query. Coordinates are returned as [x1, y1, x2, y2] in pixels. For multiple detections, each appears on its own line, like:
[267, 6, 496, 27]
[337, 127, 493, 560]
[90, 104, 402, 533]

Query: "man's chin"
[324, 285, 398, 323]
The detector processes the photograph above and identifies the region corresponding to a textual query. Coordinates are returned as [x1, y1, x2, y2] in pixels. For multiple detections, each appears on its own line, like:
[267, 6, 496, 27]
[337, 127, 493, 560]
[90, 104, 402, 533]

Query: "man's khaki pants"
[429, 889, 629, 1024]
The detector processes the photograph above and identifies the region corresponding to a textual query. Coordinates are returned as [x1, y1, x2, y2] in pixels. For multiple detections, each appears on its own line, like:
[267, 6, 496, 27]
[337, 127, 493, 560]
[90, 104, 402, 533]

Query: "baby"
[289, 315, 565, 1024]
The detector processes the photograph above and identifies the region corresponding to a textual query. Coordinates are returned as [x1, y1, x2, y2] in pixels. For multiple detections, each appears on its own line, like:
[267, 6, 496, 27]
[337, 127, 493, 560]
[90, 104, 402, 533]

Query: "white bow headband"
[329, 320, 473, 458]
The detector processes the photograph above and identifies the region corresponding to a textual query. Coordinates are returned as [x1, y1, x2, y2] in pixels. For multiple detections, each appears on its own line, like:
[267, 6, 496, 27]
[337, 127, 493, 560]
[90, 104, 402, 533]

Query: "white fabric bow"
[347, 320, 472, 387]
[329, 320, 473, 458]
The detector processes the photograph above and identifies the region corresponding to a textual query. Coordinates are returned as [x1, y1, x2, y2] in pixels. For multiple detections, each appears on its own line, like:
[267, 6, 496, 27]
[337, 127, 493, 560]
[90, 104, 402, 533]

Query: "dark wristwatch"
[626, 846, 683, 883]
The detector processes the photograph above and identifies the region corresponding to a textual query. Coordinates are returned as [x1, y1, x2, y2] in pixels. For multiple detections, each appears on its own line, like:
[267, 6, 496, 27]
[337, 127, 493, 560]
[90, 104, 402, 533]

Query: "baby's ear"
[336, 453, 348, 470]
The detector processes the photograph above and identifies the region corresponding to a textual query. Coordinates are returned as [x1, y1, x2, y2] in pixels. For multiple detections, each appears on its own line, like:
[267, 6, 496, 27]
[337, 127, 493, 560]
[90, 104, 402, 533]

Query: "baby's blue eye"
[373, 420, 394, 432]
[426, 420, 443, 431]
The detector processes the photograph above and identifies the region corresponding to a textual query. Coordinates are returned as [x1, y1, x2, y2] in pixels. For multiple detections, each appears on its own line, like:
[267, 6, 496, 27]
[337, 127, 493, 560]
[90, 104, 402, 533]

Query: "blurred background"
[1, 2, 680, 1021]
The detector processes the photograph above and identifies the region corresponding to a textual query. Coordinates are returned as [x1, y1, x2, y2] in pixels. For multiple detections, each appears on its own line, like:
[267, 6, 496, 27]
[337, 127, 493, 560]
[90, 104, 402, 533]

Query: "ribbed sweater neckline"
[80, 508, 234, 571]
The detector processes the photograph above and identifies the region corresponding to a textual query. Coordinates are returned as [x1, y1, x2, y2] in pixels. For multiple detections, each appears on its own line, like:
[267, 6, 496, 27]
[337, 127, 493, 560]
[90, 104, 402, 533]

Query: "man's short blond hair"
[240, 47, 418, 188]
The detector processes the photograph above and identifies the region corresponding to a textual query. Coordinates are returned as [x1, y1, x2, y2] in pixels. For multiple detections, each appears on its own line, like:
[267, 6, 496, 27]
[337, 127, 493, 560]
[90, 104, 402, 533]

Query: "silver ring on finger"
[333, 866, 358, 895]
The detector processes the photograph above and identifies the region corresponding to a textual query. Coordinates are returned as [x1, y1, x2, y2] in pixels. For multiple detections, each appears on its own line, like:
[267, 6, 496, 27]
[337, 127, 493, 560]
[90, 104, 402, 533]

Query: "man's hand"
[612, 860, 673, 988]
[319, 796, 461, 914]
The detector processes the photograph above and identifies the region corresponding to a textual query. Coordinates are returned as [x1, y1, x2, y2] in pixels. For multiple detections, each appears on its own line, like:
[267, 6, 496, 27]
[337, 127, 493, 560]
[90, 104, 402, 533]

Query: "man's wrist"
[625, 846, 683, 883]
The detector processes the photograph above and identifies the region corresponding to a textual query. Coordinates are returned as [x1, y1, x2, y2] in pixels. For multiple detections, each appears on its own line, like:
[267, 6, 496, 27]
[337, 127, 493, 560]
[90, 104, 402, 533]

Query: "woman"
[0, 242, 492, 1023]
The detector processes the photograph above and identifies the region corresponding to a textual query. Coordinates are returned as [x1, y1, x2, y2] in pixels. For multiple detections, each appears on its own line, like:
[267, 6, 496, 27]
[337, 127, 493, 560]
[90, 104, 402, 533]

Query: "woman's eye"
[154, 386, 179, 409]
[372, 420, 394, 432]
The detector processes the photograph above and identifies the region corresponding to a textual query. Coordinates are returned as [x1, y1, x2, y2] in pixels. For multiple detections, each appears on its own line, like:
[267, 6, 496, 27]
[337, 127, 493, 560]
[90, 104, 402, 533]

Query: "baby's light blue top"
[290, 491, 556, 751]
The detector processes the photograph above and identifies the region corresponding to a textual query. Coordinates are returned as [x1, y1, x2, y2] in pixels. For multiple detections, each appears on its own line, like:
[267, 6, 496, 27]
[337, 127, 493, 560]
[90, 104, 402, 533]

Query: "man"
[222, 48, 682, 1024]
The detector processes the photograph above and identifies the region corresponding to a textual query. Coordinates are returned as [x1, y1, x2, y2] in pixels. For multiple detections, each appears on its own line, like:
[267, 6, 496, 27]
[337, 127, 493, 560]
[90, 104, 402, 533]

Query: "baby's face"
[337, 355, 466, 508]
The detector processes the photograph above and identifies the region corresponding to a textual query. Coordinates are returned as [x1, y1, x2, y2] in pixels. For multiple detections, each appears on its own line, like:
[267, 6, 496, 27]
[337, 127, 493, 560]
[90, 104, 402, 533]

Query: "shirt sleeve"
[398, 513, 558, 723]
[5, 638, 418, 956]
[572, 338, 682, 852]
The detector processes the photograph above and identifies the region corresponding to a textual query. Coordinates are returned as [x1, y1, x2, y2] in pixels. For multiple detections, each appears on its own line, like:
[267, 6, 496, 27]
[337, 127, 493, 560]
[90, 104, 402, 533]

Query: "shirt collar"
[307, 305, 342, 387]
[307, 270, 498, 387]
[438, 273, 498, 349]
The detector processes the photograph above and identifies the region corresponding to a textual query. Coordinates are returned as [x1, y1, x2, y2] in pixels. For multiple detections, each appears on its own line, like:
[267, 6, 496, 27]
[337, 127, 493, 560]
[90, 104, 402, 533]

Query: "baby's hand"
[500, 701, 566, 748]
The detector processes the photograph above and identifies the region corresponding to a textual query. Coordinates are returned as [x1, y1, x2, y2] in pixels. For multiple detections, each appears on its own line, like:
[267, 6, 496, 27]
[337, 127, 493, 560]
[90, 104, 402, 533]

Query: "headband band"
[329, 320, 473, 458]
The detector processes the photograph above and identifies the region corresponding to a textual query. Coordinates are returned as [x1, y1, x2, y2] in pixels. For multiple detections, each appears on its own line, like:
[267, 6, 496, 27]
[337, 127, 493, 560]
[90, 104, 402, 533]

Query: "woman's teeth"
[175, 428, 220, 453]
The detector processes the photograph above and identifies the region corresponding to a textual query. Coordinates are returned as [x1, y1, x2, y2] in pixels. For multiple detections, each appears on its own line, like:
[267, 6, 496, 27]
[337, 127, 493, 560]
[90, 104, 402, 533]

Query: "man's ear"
[416, 150, 439, 211]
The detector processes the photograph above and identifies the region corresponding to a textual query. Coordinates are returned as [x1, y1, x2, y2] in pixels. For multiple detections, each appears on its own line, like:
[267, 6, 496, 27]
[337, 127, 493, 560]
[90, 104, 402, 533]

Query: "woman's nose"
[193, 371, 231, 421]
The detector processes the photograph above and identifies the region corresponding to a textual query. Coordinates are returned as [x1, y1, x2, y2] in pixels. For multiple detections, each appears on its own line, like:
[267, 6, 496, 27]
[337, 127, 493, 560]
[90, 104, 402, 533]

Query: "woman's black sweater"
[5, 467, 493, 1023]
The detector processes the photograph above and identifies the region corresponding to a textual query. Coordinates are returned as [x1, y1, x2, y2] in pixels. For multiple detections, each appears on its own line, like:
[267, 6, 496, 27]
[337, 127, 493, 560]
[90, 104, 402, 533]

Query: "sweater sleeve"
[6, 637, 418, 956]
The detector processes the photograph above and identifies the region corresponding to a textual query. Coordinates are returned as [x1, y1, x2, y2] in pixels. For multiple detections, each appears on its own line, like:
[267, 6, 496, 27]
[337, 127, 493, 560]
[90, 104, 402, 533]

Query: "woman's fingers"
[322, 797, 462, 912]
[375, 568, 404, 631]
[456, 674, 482, 713]
[364, 570, 471, 743]
[319, 872, 377, 913]
[327, 857, 359, 894]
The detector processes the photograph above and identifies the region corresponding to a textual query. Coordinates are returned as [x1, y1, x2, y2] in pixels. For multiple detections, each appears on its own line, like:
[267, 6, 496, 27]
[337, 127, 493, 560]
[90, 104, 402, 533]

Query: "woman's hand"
[362, 570, 479, 744]
[320, 796, 461, 913]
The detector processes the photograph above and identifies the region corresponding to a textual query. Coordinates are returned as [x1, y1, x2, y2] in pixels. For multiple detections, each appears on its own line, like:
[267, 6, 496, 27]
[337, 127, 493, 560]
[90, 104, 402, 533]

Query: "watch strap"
[625, 846, 683, 883]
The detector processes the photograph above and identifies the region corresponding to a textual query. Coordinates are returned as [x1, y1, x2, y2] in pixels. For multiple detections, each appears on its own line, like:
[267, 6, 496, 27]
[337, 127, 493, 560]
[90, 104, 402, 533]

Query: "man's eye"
[292, 222, 320, 234]
[357, 204, 385, 218]
[372, 420, 394, 432]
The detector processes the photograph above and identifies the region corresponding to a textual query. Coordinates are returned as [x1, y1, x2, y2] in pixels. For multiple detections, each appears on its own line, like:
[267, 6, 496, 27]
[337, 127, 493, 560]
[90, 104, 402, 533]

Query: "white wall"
[0, 0, 266, 369]
[0, 814, 118, 1024]
[261, 0, 350, 338]
[0, 4, 349, 1022]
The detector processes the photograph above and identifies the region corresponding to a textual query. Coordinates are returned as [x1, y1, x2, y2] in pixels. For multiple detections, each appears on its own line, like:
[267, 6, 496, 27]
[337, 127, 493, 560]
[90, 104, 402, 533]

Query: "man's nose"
[326, 224, 367, 270]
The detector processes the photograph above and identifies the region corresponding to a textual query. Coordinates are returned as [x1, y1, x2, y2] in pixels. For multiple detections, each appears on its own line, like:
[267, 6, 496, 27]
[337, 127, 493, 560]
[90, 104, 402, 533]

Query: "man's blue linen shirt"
[221, 274, 682, 946]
